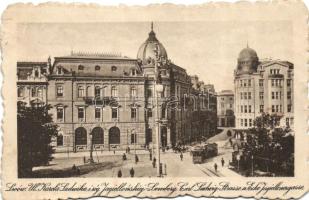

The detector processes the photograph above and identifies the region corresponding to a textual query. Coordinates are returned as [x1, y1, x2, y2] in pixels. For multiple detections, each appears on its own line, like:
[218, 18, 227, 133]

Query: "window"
[131, 108, 137, 119]
[287, 79, 291, 87]
[243, 80, 247, 87]
[147, 108, 152, 118]
[95, 86, 101, 97]
[241, 119, 243, 126]
[31, 87, 37, 97]
[248, 105, 252, 113]
[57, 67, 62, 75]
[221, 97, 225, 101]
[249, 119, 252, 127]
[260, 105, 264, 113]
[111, 86, 117, 97]
[259, 92, 264, 100]
[272, 105, 275, 112]
[95, 107, 101, 119]
[56, 85, 63, 97]
[244, 105, 247, 113]
[34, 69, 39, 77]
[272, 92, 275, 99]
[18, 87, 24, 97]
[37, 88, 43, 97]
[111, 66, 117, 71]
[288, 104, 292, 112]
[280, 105, 282, 112]
[271, 79, 274, 87]
[78, 86, 85, 97]
[112, 107, 118, 119]
[130, 87, 137, 97]
[78, 107, 84, 120]
[275, 92, 279, 100]
[131, 69, 136, 76]
[131, 133, 136, 144]
[57, 134, 63, 146]
[240, 80, 243, 87]
[244, 119, 248, 127]
[57, 107, 64, 121]
[147, 89, 152, 98]
[78, 65, 84, 70]
[287, 91, 291, 99]
[248, 92, 251, 100]
[259, 79, 263, 87]
[244, 92, 247, 100]
[286, 118, 290, 127]
[240, 105, 243, 113]
[276, 105, 279, 112]
[240, 92, 243, 100]
[248, 79, 251, 87]
[95, 65, 100, 71]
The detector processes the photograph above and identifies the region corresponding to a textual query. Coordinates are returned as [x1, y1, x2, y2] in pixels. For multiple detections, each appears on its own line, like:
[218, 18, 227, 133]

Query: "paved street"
[33, 140, 241, 177]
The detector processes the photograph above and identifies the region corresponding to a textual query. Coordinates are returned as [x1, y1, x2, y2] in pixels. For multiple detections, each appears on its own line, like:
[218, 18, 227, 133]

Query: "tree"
[17, 103, 58, 177]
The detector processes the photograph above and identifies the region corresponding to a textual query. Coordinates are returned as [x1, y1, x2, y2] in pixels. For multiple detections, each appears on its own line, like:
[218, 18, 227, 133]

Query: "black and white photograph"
[1, 1, 308, 199]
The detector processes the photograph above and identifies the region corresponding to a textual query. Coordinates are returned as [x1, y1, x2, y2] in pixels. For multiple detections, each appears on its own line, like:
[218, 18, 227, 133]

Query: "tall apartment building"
[234, 46, 294, 130]
[216, 90, 235, 127]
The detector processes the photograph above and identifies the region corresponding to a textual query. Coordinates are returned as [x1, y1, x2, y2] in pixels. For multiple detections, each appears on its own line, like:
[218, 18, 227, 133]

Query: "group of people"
[117, 167, 135, 177]
[213, 158, 225, 172]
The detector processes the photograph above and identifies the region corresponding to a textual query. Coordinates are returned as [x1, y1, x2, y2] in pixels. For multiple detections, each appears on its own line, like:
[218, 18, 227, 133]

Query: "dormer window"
[131, 69, 136, 76]
[57, 67, 62, 75]
[111, 66, 117, 71]
[95, 65, 100, 71]
[34, 69, 39, 77]
[78, 65, 84, 70]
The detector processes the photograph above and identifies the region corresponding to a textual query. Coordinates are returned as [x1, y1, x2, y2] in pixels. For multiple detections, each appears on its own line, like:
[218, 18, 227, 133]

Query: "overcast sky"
[17, 21, 293, 91]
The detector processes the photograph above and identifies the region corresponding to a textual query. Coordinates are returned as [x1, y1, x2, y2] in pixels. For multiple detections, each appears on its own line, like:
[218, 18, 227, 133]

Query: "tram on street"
[191, 143, 218, 164]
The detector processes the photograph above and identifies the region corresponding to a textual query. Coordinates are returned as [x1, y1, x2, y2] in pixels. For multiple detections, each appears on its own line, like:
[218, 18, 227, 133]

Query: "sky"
[16, 21, 293, 91]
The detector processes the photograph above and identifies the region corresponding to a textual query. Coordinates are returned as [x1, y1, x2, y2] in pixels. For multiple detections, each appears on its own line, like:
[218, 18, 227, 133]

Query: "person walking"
[221, 158, 225, 167]
[130, 167, 135, 177]
[122, 153, 127, 161]
[149, 152, 152, 161]
[135, 155, 139, 164]
[153, 157, 156, 168]
[117, 169, 122, 178]
[214, 163, 218, 172]
[180, 152, 183, 161]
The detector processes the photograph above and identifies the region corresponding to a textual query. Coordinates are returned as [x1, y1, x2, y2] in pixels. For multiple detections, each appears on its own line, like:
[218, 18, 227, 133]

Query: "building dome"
[237, 46, 259, 74]
[137, 23, 168, 65]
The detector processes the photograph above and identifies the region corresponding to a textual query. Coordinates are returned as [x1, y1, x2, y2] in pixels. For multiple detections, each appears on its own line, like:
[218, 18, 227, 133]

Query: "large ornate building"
[234, 46, 294, 130]
[17, 24, 217, 152]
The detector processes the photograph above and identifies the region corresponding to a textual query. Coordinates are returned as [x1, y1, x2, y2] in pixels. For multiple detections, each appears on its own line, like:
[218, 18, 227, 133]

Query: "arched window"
[17, 87, 24, 97]
[109, 126, 120, 144]
[95, 86, 101, 97]
[31, 87, 37, 97]
[91, 127, 104, 144]
[111, 86, 117, 97]
[37, 87, 43, 97]
[75, 127, 87, 145]
[111, 66, 117, 71]
[78, 86, 85, 97]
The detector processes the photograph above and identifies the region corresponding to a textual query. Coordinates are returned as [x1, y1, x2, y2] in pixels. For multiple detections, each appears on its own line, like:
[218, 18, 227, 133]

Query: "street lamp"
[155, 83, 164, 177]
[89, 133, 94, 163]
[251, 155, 254, 176]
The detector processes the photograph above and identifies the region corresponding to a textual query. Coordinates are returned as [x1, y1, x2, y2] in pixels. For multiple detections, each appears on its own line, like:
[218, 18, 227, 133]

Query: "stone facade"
[234, 47, 294, 130]
[17, 24, 218, 152]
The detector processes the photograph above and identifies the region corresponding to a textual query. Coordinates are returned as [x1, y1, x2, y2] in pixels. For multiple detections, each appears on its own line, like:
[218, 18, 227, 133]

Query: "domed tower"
[137, 22, 168, 67]
[236, 45, 259, 74]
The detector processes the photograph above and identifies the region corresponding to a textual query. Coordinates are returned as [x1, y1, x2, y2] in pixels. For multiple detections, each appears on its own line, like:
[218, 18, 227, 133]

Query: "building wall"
[217, 92, 235, 127]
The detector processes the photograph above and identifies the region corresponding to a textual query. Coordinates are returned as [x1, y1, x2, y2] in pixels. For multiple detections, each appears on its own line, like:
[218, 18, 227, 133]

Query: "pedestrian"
[130, 167, 135, 177]
[125, 147, 128, 153]
[113, 150, 115, 154]
[72, 164, 77, 175]
[135, 155, 139, 164]
[76, 167, 81, 175]
[221, 158, 225, 167]
[180, 152, 183, 161]
[214, 163, 218, 172]
[153, 157, 156, 168]
[122, 153, 127, 161]
[117, 169, 122, 178]
[164, 164, 167, 175]
[149, 152, 152, 161]
[83, 156, 86, 164]
[128, 147, 130, 154]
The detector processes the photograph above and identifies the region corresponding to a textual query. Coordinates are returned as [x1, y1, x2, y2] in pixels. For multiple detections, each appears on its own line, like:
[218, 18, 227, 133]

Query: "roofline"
[53, 56, 137, 62]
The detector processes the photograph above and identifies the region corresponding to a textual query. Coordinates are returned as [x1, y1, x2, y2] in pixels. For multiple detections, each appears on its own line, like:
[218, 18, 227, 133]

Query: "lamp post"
[251, 155, 254, 176]
[154, 44, 164, 177]
[89, 133, 94, 163]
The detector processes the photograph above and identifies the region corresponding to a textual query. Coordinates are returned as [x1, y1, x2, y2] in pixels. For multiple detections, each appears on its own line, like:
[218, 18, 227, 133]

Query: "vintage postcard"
[1, 1, 308, 199]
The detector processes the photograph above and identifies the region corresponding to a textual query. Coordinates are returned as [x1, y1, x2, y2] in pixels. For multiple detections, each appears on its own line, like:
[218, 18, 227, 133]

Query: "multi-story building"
[33, 23, 218, 152]
[17, 61, 49, 107]
[216, 90, 235, 127]
[234, 46, 294, 130]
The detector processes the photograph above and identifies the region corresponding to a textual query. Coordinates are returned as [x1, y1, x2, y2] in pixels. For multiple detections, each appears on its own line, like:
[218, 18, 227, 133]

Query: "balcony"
[83, 96, 117, 106]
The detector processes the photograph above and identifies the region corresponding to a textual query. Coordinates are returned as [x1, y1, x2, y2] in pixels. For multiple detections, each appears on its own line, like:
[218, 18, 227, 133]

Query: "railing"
[83, 96, 117, 106]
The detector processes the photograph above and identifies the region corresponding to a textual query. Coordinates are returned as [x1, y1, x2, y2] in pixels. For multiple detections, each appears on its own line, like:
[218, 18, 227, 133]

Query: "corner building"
[45, 25, 217, 152]
[234, 47, 294, 130]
